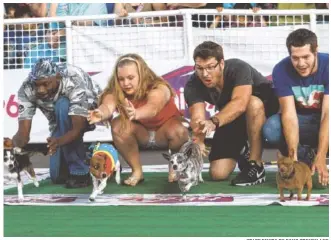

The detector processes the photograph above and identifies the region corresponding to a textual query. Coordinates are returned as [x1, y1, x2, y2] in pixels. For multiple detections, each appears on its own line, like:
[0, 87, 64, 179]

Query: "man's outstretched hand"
[195, 119, 216, 136]
[192, 136, 210, 157]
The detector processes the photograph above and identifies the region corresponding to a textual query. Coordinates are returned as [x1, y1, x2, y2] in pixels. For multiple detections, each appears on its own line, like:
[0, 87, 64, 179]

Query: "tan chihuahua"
[276, 150, 312, 202]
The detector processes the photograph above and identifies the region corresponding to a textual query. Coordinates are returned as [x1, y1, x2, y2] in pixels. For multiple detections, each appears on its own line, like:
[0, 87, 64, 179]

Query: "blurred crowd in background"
[3, 3, 329, 69]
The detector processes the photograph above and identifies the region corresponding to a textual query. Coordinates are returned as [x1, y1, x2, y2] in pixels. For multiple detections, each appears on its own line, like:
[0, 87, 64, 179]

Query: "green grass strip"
[4, 172, 328, 195]
[4, 205, 329, 237]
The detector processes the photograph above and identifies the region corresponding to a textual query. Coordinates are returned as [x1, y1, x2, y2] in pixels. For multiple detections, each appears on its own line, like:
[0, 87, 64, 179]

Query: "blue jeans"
[50, 97, 89, 183]
[262, 113, 320, 164]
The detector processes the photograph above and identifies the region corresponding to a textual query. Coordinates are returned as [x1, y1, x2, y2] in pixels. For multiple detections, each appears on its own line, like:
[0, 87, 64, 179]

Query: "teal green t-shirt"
[47, 3, 108, 26]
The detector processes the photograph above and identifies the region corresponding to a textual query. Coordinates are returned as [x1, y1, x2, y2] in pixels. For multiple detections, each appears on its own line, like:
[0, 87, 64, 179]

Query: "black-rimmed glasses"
[194, 61, 220, 73]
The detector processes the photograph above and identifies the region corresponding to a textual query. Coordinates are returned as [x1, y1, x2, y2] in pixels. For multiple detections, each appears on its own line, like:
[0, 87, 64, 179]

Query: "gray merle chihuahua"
[162, 141, 204, 200]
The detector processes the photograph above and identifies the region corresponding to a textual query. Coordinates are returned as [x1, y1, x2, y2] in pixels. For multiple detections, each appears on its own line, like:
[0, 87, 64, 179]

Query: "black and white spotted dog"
[4, 147, 39, 202]
[162, 141, 204, 200]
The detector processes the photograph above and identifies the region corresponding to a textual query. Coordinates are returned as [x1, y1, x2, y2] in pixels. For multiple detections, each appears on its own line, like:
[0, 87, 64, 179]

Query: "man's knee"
[209, 159, 236, 181]
[209, 167, 232, 181]
[247, 96, 264, 115]
[262, 114, 282, 145]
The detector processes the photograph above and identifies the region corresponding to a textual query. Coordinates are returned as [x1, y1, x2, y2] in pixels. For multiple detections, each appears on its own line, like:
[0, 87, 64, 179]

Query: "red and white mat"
[4, 193, 328, 206]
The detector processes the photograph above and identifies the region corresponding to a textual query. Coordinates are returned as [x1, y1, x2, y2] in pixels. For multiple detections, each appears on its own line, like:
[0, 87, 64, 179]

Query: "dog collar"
[280, 169, 295, 180]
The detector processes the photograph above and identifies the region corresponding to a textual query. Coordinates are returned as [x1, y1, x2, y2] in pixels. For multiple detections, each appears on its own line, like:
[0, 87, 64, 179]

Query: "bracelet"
[209, 116, 220, 128]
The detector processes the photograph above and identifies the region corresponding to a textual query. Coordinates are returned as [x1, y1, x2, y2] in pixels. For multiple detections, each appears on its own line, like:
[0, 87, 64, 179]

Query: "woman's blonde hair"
[99, 53, 174, 130]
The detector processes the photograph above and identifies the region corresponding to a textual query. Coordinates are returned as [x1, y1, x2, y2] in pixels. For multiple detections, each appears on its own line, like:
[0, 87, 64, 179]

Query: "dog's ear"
[184, 148, 193, 158]
[276, 151, 283, 160]
[14, 160, 19, 168]
[162, 153, 171, 161]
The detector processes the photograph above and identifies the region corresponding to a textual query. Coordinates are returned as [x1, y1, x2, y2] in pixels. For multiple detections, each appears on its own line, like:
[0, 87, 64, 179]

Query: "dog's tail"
[4, 138, 48, 156]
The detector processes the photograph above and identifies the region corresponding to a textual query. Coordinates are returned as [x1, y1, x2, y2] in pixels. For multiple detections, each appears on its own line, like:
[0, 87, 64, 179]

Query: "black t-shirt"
[184, 58, 272, 110]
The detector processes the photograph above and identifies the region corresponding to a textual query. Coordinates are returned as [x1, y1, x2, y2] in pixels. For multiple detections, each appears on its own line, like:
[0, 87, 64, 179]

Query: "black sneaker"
[65, 174, 91, 188]
[237, 141, 250, 172]
[231, 160, 266, 186]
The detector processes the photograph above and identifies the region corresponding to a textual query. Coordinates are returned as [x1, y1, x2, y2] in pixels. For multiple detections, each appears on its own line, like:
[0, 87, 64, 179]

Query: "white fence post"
[309, 10, 317, 33]
[183, 11, 194, 63]
[65, 19, 73, 64]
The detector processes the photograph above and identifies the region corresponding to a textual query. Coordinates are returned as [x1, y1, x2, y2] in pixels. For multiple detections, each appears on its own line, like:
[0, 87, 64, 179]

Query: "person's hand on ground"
[311, 155, 329, 186]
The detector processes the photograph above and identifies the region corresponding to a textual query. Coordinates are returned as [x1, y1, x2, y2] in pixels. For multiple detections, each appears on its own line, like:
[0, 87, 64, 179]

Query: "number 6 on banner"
[5, 95, 19, 118]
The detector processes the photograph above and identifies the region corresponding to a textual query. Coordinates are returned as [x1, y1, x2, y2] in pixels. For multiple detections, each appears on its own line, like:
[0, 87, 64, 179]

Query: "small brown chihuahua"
[276, 150, 312, 202]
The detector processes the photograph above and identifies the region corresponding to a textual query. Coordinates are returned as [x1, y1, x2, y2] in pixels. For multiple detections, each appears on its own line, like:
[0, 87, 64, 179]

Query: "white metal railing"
[3, 9, 329, 143]
[3, 9, 329, 70]
[4, 9, 330, 24]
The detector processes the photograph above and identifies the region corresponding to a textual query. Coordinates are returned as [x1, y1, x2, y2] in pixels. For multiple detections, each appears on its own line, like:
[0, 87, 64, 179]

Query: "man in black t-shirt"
[184, 41, 279, 186]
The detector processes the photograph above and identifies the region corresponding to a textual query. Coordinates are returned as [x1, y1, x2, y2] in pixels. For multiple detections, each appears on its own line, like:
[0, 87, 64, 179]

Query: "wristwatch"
[210, 116, 220, 128]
